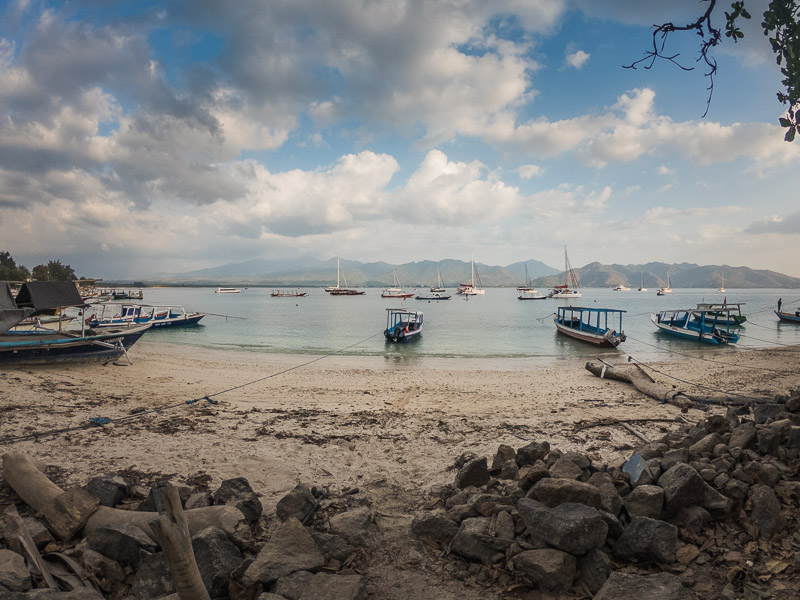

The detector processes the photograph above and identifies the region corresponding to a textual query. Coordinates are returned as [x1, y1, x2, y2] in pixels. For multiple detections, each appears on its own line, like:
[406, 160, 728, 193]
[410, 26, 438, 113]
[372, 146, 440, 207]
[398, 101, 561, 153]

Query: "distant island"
[105, 257, 800, 289]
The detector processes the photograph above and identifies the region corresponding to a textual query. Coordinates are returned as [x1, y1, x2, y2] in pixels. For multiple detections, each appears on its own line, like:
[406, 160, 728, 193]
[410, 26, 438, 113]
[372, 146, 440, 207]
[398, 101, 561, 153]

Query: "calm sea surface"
[113, 286, 800, 365]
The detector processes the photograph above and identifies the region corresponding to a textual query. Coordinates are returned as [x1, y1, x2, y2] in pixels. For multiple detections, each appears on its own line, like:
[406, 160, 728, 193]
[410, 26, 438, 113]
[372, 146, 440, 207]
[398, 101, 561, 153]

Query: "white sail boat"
[657, 272, 672, 296]
[457, 255, 485, 295]
[381, 270, 414, 299]
[325, 258, 365, 295]
[717, 269, 726, 293]
[517, 262, 537, 293]
[637, 272, 647, 292]
[430, 269, 446, 293]
[550, 246, 581, 298]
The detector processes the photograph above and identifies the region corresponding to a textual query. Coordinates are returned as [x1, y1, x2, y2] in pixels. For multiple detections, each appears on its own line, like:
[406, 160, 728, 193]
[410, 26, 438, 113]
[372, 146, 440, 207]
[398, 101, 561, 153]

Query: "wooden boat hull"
[0, 325, 151, 365]
[651, 314, 737, 344]
[415, 294, 451, 300]
[329, 289, 365, 296]
[384, 328, 422, 343]
[89, 313, 205, 329]
[554, 320, 622, 347]
[381, 293, 415, 299]
[518, 294, 549, 300]
[776, 310, 800, 323]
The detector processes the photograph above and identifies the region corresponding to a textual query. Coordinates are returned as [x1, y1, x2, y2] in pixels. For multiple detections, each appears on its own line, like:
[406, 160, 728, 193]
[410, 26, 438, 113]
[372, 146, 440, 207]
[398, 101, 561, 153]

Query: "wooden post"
[147, 486, 210, 600]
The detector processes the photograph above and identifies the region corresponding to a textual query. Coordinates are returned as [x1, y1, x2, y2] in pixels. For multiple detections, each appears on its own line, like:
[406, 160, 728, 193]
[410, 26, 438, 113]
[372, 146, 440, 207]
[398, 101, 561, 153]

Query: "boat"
[717, 270, 726, 293]
[96, 288, 143, 300]
[517, 263, 537, 293]
[518, 290, 549, 300]
[612, 284, 630, 291]
[85, 304, 205, 329]
[550, 246, 581, 298]
[326, 258, 366, 296]
[383, 308, 423, 343]
[651, 309, 739, 344]
[775, 300, 800, 323]
[271, 290, 308, 297]
[656, 273, 672, 296]
[1, 281, 151, 365]
[381, 270, 415, 299]
[637, 273, 647, 292]
[8, 314, 76, 333]
[215, 287, 241, 294]
[430, 269, 446, 293]
[457, 256, 485, 295]
[691, 302, 746, 326]
[415, 291, 451, 300]
[553, 306, 626, 347]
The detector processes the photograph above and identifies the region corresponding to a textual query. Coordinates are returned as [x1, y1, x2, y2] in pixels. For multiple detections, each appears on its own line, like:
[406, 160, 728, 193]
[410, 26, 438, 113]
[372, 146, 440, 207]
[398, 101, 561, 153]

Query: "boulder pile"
[411, 392, 800, 599]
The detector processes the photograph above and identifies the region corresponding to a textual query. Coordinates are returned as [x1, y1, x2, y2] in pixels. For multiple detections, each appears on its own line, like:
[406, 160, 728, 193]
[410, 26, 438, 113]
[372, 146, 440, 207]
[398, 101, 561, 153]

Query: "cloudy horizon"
[2, 1, 799, 279]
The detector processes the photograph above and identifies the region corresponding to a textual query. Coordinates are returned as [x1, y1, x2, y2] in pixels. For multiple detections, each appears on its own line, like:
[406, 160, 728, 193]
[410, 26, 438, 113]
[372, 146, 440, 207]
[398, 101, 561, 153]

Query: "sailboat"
[717, 269, 726, 293]
[381, 270, 414, 299]
[550, 246, 581, 298]
[430, 269, 446, 293]
[457, 256, 485, 295]
[326, 258, 365, 296]
[517, 262, 547, 299]
[656, 272, 672, 296]
[637, 272, 647, 292]
[517, 262, 537, 292]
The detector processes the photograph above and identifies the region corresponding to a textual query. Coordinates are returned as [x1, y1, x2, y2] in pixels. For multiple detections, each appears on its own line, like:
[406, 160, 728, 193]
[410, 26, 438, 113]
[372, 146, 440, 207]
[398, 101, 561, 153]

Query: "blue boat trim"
[553, 306, 626, 347]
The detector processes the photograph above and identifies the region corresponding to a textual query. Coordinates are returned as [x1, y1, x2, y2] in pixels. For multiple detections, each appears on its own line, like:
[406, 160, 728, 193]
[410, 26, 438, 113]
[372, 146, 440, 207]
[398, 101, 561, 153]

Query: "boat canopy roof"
[0, 282, 35, 334]
[695, 303, 744, 309]
[14, 281, 84, 313]
[556, 306, 626, 314]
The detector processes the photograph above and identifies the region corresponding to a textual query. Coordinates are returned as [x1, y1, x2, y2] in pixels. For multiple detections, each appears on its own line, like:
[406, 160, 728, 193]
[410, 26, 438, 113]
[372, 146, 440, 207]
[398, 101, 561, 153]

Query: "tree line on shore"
[0, 251, 80, 282]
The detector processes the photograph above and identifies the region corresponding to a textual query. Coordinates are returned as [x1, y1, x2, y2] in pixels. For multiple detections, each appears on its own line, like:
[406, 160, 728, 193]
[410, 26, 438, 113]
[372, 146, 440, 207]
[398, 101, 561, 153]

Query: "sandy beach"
[1, 341, 799, 598]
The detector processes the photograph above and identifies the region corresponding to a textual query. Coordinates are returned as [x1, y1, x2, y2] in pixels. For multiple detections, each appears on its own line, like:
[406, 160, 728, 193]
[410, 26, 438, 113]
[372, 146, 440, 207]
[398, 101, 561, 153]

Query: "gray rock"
[673, 505, 710, 535]
[276, 484, 317, 522]
[184, 490, 212, 510]
[191, 526, 243, 598]
[753, 404, 785, 424]
[615, 516, 678, 564]
[257, 594, 288, 600]
[758, 429, 781, 455]
[213, 477, 263, 524]
[495, 510, 515, 540]
[455, 457, 490, 489]
[490, 444, 517, 473]
[22, 517, 53, 549]
[0, 549, 31, 592]
[749, 485, 786, 537]
[512, 548, 576, 590]
[729, 423, 757, 449]
[450, 517, 507, 564]
[410, 514, 458, 545]
[527, 478, 601, 508]
[588, 472, 623, 516]
[273, 571, 366, 600]
[517, 460, 550, 490]
[689, 433, 724, 458]
[744, 461, 780, 487]
[85, 475, 129, 508]
[788, 426, 800, 449]
[594, 572, 692, 600]
[81, 548, 126, 593]
[636, 442, 668, 460]
[563, 451, 591, 470]
[517, 499, 608, 555]
[498, 459, 519, 480]
[624, 485, 664, 519]
[310, 530, 356, 562]
[128, 551, 174, 599]
[549, 457, 583, 479]
[85, 522, 157, 567]
[704, 414, 731, 434]
[661, 448, 689, 471]
[577, 548, 611, 593]
[329, 507, 374, 546]
[243, 517, 324, 585]
[516, 441, 550, 467]
[723, 479, 750, 504]
[658, 463, 706, 514]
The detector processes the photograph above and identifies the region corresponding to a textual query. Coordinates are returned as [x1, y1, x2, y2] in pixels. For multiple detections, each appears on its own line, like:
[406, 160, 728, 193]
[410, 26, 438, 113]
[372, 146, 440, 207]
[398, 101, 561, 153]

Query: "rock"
[451, 517, 510, 564]
[273, 571, 367, 600]
[744, 461, 780, 487]
[588, 472, 623, 516]
[729, 423, 757, 449]
[614, 516, 678, 563]
[310, 530, 356, 562]
[22, 516, 54, 548]
[563, 451, 591, 470]
[753, 404, 785, 424]
[0, 549, 31, 592]
[128, 551, 175, 599]
[517, 460, 550, 490]
[276, 484, 317, 522]
[758, 429, 781, 455]
[81, 548, 126, 593]
[624, 485, 664, 519]
[689, 433, 724, 458]
[517, 499, 608, 555]
[516, 441, 550, 467]
[213, 477, 263, 524]
[512, 548, 576, 590]
[658, 463, 705, 514]
[43, 486, 100, 540]
[577, 548, 611, 593]
[191, 526, 243, 598]
[85, 475, 129, 508]
[527, 478, 601, 508]
[410, 515, 458, 545]
[184, 490, 212, 510]
[495, 510, 515, 540]
[636, 443, 668, 461]
[704, 414, 730, 434]
[329, 507, 374, 546]
[661, 448, 689, 471]
[788, 426, 800, 449]
[243, 517, 324, 585]
[498, 459, 519, 480]
[490, 444, 516, 474]
[673, 506, 710, 535]
[85, 522, 158, 566]
[723, 479, 750, 504]
[749, 485, 786, 537]
[594, 572, 692, 600]
[549, 457, 583, 479]
[455, 457, 490, 489]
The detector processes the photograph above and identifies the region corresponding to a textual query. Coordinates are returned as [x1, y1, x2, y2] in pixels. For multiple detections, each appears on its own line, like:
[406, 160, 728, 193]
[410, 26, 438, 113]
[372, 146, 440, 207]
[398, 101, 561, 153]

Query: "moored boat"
[692, 302, 746, 326]
[518, 290, 549, 300]
[551, 246, 581, 298]
[215, 287, 241, 294]
[85, 304, 205, 329]
[327, 258, 365, 296]
[430, 269, 446, 293]
[382, 270, 414, 299]
[651, 309, 739, 344]
[656, 273, 672, 296]
[271, 290, 308, 297]
[457, 256, 485, 295]
[775, 299, 800, 323]
[553, 306, 626, 347]
[384, 308, 423, 343]
[415, 292, 451, 300]
[612, 284, 630, 291]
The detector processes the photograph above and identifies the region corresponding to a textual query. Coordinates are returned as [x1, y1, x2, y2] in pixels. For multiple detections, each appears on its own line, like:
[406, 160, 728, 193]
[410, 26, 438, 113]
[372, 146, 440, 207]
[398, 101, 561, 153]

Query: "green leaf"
[779, 117, 792, 126]
[785, 127, 796, 142]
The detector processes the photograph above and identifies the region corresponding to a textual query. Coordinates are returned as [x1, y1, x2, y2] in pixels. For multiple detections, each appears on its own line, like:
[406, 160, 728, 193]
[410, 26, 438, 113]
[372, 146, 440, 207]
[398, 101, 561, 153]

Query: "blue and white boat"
[384, 308, 423, 343]
[86, 304, 205, 329]
[554, 306, 626, 347]
[651, 309, 739, 344]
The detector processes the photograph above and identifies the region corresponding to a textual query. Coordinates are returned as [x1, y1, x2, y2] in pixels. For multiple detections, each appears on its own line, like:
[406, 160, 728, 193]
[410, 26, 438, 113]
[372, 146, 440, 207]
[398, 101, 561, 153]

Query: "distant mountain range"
[129, 258, 800, 289]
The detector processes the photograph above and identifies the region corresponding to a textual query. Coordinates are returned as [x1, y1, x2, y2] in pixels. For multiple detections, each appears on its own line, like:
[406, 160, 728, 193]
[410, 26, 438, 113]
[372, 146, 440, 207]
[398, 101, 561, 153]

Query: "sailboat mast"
[337, 257, 340, 288]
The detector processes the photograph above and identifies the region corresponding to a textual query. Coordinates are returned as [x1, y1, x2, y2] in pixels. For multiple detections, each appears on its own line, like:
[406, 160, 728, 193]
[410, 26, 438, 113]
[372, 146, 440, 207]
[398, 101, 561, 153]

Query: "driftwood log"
[585, 360, 775, 408]
[149, 486, 211, 600]
[1, 453, 251, 548]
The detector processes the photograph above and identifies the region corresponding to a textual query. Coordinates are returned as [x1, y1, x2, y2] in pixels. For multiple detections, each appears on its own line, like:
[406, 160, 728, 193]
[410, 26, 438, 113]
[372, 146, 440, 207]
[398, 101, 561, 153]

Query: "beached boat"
[415, 292, 451, 300]
[775, 300, 800, 323]
[554, 306, 626, 347]
[271, 290, 308, 297]
[215, 287, 241, 294]
[1, 281, 151, 364]
[382, 270, 414, 299]
[326, 258, 365, 296]
[692, 302, 746, 326]
[8, 314, 76, 333]
[651, 309, 739, 344]
[85, 304, 205, 329]
[430, 269, 446, 293]
[656, 273, 672, 296]
[457, 256, 485, 295]
[551, 246, 581, 298]
[383, 308, 423, 343]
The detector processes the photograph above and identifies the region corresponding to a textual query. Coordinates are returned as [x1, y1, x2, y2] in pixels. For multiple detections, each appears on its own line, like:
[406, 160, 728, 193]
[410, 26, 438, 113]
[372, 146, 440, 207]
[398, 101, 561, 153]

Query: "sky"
[2, 0, 799, 279]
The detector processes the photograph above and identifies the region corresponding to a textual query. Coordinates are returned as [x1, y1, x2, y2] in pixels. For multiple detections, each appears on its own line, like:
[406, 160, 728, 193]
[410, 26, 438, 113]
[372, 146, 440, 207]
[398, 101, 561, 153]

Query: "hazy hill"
[141, 258, 800, 288]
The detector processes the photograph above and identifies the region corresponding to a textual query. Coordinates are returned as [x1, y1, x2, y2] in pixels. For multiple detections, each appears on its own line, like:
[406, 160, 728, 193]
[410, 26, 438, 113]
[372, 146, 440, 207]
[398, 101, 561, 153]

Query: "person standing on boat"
[778, 298, 782, 313]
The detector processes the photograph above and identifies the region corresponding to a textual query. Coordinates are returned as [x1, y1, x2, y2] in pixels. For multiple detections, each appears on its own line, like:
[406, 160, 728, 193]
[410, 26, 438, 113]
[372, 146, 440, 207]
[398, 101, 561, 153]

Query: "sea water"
[118, 286, 800, 364]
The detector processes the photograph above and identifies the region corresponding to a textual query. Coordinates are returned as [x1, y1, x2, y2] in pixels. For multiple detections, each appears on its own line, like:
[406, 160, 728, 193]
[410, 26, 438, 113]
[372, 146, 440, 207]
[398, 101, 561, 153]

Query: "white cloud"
[566, 50, 589, 69]
[518, 164, 543, 178]
[657, 165, 674, 175]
